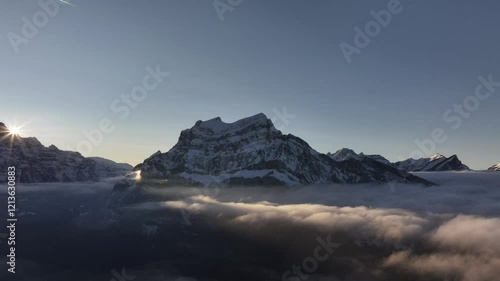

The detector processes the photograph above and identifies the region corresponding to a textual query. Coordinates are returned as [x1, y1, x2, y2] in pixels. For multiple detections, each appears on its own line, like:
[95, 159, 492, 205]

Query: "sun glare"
[8, 126, 21, 136]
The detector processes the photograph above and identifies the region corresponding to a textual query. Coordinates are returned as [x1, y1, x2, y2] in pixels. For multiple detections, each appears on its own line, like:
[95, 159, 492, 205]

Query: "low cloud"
[152, 195, 431, 245]
[382, 215, 500, 281]
[2, 171, 499, 281]
[129, 172, 500, 281]
[432, 215, 500, 255]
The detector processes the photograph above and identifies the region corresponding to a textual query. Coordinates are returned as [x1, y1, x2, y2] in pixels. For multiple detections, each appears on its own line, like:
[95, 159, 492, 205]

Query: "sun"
[8, 126, 22, 136]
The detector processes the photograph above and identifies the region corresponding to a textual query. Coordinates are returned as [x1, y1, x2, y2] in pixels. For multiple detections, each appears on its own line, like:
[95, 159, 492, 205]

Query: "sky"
[0, 0, 499, 168]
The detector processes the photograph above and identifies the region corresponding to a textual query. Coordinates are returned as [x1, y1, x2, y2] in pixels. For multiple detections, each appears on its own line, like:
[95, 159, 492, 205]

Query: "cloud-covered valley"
[1, 172, 499, 281]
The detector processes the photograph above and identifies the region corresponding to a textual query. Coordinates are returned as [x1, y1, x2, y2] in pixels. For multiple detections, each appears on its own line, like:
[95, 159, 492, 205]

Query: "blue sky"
[1, 0, 499, 168]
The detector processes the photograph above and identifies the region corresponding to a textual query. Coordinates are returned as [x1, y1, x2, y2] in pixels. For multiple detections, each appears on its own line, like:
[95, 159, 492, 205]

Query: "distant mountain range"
[329, 148, 469, 172]
[0, 122, 132, 183]
[136, 114, 434, 186]
[2, 116, 494, 185]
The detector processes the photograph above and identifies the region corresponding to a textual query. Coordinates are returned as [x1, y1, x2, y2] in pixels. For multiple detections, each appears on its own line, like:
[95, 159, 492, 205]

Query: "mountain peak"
[328, 148, 362, 162]
[430, 153, 446, 161]
[190, 113, 276, 136]
[196, 116, 226, 132]
[336, 148, 355, 153]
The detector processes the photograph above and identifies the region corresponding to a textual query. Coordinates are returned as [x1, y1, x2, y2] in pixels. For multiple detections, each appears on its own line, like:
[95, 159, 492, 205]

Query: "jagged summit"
[328, 148, 362, 162]
[191, 113, 277, 136]
[195, 113, 268, 126]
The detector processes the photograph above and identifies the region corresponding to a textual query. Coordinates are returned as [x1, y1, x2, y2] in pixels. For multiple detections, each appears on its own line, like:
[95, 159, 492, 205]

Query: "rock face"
[394, 153, 469, 172]
[138, 114, 434, 186]
[488, 164, 500, 171]
[0, 122, 130, 183]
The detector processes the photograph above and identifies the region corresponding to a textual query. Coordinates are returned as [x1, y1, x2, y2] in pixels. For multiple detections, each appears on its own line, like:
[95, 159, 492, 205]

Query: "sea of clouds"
[1, 172, 499, 281]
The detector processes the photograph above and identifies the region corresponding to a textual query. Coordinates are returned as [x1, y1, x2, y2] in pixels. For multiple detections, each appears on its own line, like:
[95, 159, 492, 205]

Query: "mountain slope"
[137, 114, 434, 186]
[394, 153, 469, 172]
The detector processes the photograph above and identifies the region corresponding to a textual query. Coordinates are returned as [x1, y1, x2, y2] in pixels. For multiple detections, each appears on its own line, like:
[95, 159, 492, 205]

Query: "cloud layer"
[1, 171, 499, 281]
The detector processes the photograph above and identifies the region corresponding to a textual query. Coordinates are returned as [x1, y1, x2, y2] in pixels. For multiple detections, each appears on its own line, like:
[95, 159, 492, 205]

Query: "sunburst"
[0, 122, 27, 149]
[8, 126, 22, 136]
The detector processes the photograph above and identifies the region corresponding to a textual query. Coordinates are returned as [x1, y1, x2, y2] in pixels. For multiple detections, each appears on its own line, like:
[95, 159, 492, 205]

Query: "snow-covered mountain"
[488, 163, 500, 171]
[328, 149, 469, 172]
[394, 153, 469, 172]
[137, 114, 434, 186]
[88, 157, 133, 178]
[0, 122, 130, 183]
